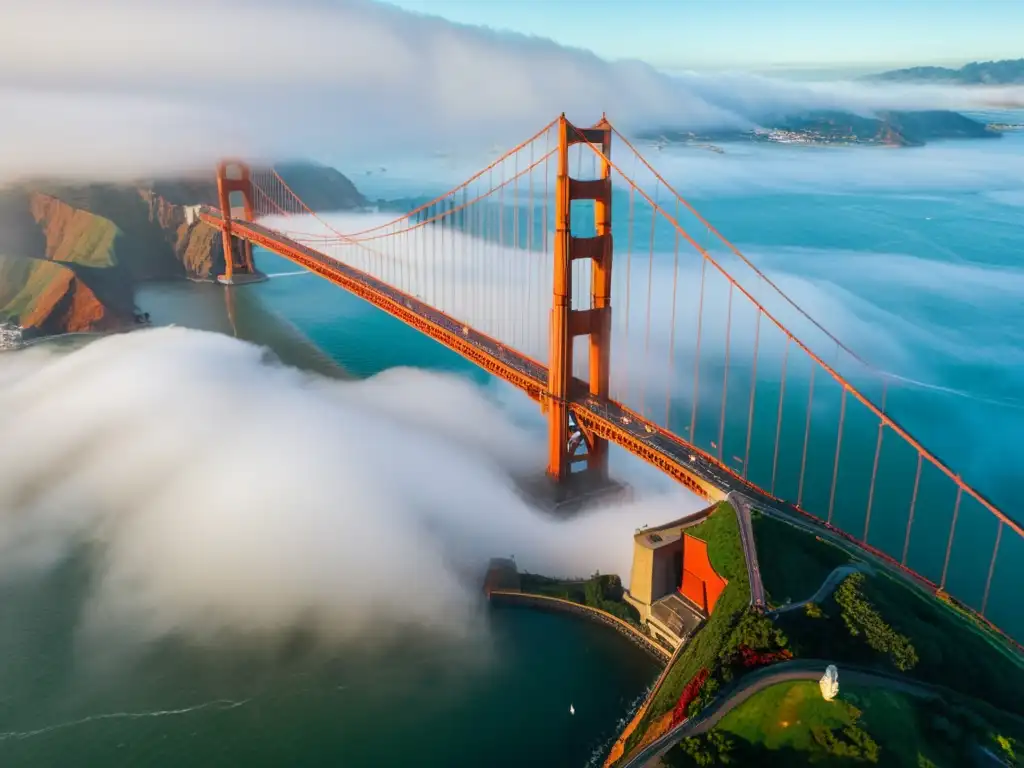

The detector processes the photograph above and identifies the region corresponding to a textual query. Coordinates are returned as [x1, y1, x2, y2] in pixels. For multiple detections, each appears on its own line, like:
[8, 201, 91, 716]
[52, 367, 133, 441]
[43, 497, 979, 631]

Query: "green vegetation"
[833, 573, 918, 672]
[686, 501, 747, 577]
[273, 161, 367, 211]
[751, 512, 851, 606]
[0, 258, 103, 324]
[517, 572, 640, 626]
[613, 508, 1024, 767]
[665, 681, 1024, 767]
[1, 164, 366, 337]
[44, 211, 119, 268]
[664, 681, 877, 766]
[0, 256, 41, 319]
[618, 503, 792, 759]
[778, 569, 1024, 717]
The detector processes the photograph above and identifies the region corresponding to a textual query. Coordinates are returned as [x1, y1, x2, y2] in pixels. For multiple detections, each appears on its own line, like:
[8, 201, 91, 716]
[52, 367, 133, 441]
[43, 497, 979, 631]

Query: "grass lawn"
[716, 680, 854, 750]
[751, 512, 851, 607]
[666, 680, 1018, 767]
[686, 501, 746, 577]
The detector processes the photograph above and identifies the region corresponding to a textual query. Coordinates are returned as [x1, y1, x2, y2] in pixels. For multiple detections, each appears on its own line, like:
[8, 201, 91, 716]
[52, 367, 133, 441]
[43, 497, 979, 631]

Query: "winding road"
[767, 564, 867, 617]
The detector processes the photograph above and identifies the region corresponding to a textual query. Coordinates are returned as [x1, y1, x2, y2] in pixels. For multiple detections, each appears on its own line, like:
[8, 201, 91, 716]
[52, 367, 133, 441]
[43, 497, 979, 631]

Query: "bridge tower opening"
[547, 115, 613, 485]
[215, 160, 266, 285]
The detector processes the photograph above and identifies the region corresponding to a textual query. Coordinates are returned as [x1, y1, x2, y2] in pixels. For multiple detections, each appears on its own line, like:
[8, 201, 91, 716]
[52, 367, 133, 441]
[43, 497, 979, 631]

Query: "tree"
[834, 573, 918, 672]
[674, 732, 736, 766]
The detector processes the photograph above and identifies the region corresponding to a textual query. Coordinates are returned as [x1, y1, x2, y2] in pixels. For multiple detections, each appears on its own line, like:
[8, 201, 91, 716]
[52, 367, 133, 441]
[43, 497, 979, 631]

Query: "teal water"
[254, 128, 1024, 637]
[0, 283, 660, 767]
[0, 555, 656, 766]
[3, 125, 1023, 766]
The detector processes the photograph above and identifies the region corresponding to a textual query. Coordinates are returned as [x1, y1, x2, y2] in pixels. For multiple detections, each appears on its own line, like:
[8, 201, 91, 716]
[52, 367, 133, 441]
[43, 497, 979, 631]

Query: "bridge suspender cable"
[565, 120, 1019, 538]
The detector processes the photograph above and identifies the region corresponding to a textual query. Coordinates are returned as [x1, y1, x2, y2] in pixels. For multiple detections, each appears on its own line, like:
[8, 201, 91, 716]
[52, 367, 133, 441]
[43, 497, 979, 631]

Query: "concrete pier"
[519, 473, 632, 517]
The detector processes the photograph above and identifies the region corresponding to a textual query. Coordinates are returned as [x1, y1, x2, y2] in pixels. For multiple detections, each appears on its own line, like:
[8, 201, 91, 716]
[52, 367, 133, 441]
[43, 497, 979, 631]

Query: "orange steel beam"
[547, 116, 572, 481]
[586, 116, 613, 480]
[570, 406, 721, 502]
[570, 121, 1020, 542]
[215, 160, 256, 279]
[337, 118, 561, 240]
[547, 116, 615, 482]
[201, 206, 1024, 655]
[204, 207, 721, 499]
[198, 210, 547, 401]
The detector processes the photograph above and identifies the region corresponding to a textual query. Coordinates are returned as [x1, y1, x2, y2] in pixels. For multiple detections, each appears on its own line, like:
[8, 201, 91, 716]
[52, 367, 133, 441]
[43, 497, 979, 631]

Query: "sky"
[0, 0, 1022, 180]
[385, 0, 1024, 72]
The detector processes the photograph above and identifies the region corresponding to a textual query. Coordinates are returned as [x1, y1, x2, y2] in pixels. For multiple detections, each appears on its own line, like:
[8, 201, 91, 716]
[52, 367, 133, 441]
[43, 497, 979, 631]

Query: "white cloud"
[1, 0, 1022, 181]
[0, 328, 705, 652]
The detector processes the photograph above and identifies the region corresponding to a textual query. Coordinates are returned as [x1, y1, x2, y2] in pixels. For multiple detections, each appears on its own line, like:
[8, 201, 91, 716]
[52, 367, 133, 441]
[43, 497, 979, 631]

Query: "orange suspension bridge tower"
[547, 115, 614, 485]
[215, 160, 266, 285]
[200, 111, 1024, 647]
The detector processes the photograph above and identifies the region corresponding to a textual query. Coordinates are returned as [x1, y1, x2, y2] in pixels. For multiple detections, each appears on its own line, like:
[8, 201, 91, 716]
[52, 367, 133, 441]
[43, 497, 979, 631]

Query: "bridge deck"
[199, 207, 1024, 653]
[200, 208, 771, 507]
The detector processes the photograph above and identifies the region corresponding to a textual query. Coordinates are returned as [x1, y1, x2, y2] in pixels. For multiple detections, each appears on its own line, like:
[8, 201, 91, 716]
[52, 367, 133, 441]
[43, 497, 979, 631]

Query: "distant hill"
[638, 108, 998, 149]
[272, 162, 366, 212]
[0, 162, 365, 338]
[867, 58, 1024, 84]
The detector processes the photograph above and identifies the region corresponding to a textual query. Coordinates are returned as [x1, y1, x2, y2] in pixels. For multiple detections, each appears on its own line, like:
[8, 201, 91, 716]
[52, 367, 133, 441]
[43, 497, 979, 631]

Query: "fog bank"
[0, 328, 703, 651]
[1, 0, 1022, 180]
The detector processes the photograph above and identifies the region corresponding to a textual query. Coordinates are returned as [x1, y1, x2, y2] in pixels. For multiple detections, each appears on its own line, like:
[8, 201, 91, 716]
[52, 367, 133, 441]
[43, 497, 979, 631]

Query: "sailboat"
[569, 704, 575, 715]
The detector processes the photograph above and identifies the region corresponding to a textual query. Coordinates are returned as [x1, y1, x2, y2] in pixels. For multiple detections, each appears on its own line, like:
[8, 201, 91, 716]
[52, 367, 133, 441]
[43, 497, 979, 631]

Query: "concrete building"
[624, 508, 728, 651]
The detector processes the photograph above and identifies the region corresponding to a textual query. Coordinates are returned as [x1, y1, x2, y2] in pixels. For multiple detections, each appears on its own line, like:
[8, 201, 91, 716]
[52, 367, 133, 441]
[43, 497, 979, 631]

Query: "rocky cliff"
[0, 162, 365, 337]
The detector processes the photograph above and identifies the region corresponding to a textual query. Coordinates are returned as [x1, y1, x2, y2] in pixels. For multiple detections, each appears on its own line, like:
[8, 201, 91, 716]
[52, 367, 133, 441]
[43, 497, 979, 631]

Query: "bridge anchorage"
[215, 160, 268, 286]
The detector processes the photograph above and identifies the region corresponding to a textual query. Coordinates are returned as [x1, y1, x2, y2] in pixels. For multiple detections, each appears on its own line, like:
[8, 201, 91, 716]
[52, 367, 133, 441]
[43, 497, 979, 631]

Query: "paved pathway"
[767, 564, 866, 616]
[727, 492, 766, 611]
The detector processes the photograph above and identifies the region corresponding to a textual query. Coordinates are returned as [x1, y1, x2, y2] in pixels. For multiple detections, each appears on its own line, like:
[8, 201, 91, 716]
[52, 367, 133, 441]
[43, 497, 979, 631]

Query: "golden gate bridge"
[198, 115, 1022, 647]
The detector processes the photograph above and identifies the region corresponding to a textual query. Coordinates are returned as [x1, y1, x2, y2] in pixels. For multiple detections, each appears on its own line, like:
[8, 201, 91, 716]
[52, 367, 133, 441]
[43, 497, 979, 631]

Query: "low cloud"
[265, 195, 1024, 508]
[1, 0, 1022, 181]
[0, 328, 704, 652]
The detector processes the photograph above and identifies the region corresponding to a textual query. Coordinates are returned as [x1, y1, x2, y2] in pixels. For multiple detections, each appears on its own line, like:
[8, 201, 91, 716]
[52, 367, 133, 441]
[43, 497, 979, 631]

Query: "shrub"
[834, 573, 918, 672]
[671, 668, 711, 727]
[674, 732, 736, 766]
[734, 644, 794, 669]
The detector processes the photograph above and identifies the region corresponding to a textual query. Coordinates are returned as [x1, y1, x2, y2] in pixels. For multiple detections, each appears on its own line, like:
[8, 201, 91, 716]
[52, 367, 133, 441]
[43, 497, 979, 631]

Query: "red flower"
[670, 667, 711, 727]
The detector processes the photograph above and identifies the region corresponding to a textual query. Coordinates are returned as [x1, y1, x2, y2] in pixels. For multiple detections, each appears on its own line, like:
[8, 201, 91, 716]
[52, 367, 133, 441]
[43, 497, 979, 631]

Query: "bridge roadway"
[203, 208, 1001, 629]
[202, 210, 1024, 765]
[200, 208, 780, 512]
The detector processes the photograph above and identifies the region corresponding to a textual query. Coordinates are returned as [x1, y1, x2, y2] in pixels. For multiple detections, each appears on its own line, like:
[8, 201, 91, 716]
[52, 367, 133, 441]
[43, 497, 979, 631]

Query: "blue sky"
[384, 0, 1023, 72]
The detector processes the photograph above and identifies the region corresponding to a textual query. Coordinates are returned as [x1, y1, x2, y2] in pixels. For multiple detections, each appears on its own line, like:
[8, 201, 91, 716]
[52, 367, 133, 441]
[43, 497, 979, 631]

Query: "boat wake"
[0, 698, 251, 742]
[880, 369, 1024, 410]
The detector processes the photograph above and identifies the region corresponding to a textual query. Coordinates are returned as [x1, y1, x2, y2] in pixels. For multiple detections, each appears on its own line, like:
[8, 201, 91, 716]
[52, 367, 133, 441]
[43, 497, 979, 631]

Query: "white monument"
[819, 664, 839, 701]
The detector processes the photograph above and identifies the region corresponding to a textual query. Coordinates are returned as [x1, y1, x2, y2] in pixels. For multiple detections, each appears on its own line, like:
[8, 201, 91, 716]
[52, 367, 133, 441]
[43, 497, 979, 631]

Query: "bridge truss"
[200, 114, 1024, 647]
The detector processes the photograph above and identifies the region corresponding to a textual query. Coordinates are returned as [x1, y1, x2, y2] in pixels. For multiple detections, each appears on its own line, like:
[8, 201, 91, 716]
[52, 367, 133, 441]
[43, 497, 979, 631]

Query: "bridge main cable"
[567, 120, 1019, 537]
